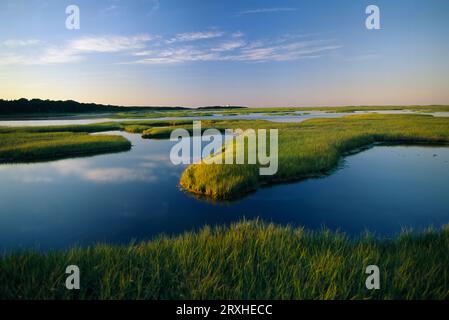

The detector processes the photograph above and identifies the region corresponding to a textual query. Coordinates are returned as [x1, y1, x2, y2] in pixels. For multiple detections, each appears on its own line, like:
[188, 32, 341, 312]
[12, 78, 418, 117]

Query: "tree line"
[0, 99, 246, 115]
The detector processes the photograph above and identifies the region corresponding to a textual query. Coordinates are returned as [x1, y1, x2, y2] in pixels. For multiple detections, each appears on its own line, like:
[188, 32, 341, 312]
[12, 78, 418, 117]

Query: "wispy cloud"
[68, 35, 152, 53]
[52, 160, 158, 183]
[238, 7, 298, 16]
[133, 50, 154, 56]
[132, 36, 342, 65]
[0, 54, 30, 66]
[232, 31, 244, 38]
[0, 31, 342, 66]
[100, 5, 119, 15]
[211, 40, 246, 52]
[37, 47, 84, 64]
[82, 167, 155, 183]
[0, 34, 153, 65]
[100, 0, 160, 16]
[1, 39, 41, 47]
[166, 31, 224, 43]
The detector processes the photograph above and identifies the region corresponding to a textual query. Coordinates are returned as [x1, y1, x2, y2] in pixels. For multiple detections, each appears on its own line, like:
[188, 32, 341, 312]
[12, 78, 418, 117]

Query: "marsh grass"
[180, 114, 449, 199]
[216, 105, 449, 115]
[106, 105, 449, 119]
[0, 120, 192, 163]
[0, 114, 448, 300]
[0, 131, 131, 163]
[141, 122, 225, 139]
[0, 220, 447, 300]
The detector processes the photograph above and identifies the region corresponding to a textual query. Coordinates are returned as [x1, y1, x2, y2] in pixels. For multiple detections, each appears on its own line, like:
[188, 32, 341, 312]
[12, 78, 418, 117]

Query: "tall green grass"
[180, 114, 449, 199]
[0, 120, 193, 163]
[0, 132, 131, 163]
[0, 220, 447, 300]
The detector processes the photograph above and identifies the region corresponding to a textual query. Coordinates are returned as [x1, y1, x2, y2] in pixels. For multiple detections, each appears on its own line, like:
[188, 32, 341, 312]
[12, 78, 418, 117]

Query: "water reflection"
[0, 131, 448, 251]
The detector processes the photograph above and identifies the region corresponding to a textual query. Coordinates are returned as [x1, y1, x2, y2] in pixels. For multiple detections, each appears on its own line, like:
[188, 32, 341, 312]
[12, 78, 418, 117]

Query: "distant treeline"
[0, 98, 178, 114]
[0, 99, 247, 114]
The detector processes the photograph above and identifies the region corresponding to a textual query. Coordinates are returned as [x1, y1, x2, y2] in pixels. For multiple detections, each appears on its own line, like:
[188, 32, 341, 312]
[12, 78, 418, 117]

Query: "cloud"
[0, 160, 132, 184]
[232, 31, 244, 38]
[51, 159, 158, 183]
[134, 46, 222, 64]
[100, 5, 119, 15]
[133, 50, 154, 56]
[68, 35, 152, 53]
[83, 167, 156, 183]
[0, 34, 153, 66]
[36, 47, 84, 64]
[1, 39, 41, 47]
[238, 7, 298, 16]
[0, 49, 82, 65]
[0, 54, 28, 66]
[166, 31, 224, 43]
[0, 31, 342, 67]
[131, 36, 342, 65]
[229, 44, 342, 62]
[211, 40, 246, 52]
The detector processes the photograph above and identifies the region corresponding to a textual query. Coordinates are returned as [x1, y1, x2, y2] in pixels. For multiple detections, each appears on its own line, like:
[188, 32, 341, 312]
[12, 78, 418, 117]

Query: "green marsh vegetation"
[216, 105, 449, 115]
[180, 114, 449, 200]
[0, 131, 131, 163]
[1, 113, 449, 300]
[128, 105, 448, 118]
[0, 220, 447, 300]
[0, 121, 132, 163]
[187, 105, 448, 118]
[141, 120, 226, 139]
[2, 113, 449, 193]
[122, 104, 449, 119]
[317, 105, 449, 114]
[0, 120, 192, 163]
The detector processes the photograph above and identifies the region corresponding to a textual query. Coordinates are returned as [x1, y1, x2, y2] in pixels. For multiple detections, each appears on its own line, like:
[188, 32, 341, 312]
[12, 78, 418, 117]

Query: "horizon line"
[2, 98, 448, 109]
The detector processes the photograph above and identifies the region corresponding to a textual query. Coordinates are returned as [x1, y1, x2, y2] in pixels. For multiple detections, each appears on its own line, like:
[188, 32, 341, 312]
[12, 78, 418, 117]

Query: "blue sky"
[1, 0, 448, 107]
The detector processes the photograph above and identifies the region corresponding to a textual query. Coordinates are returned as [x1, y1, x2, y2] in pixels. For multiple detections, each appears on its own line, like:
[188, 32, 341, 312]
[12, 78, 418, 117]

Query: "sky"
[0, 0, 448, 107]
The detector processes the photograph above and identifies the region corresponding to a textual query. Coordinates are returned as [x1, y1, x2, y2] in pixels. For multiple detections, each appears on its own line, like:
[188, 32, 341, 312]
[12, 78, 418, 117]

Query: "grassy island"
[0, 120, 191, 163]
[180, 114, 449, 200]
[0, 130, 131, 163]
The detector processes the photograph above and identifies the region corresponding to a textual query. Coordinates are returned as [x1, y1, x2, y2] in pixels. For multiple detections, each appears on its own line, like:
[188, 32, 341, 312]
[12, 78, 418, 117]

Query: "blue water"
[0, 110, 448, 127]
[0, 131, 448, 251]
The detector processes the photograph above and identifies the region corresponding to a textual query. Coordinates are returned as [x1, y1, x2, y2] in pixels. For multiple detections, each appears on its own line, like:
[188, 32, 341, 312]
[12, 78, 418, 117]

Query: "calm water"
[0, 131, 448, 251]
[0, 110, 448, 127]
